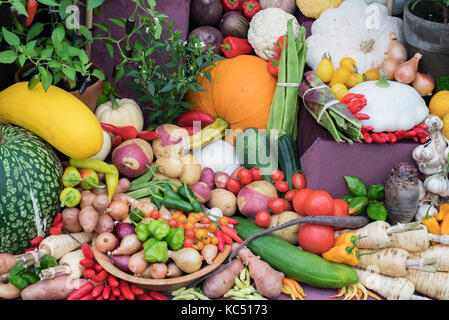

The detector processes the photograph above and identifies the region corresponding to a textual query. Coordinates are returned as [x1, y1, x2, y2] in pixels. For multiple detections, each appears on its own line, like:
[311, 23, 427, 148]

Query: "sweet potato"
[61, 208, 83, 233]
[0, 254, 18, 274]
[21, 276, 88, 300]
[0, 282, 21, 299]
[202, 258, 245, 298]
[79, 205, 99, 233]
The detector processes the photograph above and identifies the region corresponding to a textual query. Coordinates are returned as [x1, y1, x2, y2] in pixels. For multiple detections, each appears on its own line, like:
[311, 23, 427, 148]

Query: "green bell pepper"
[147, 219, 170, 240]
[40, 254, 57, 270]
[136, 221, 151, 242]
[367, 184, 385, 201]
[21, 273, 39, 285]
[143, 240, 169, 263]
[166, 227, 184, 251]
[144, 238, 158, 252]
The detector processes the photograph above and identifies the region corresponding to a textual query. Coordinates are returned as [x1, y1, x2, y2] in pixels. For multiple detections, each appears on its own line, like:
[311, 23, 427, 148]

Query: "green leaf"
[114, 65, 125, 83]
[2, 27, 20, 47]
[204, 71, 212, 82]
[0, 50, 18, 63]
[108, 18, 125, 28]
[78, 25, 93, 42]
[79, 50, 89, 65]
[58, 0, 73, 19]
[105, 43, 114, 58]
[37, 0, 61, 6]
[51, 26, 65, 43]
[62, 67, 76, 81]
[41, 47, 53, 59]
[92, 69, 105, 81]
[88, 0, 105, 10]
[48, 60, 61, 69]
[11, 0, 28, 16]
[147, 82, 155, 96]
[23, 66, 37, 78]
[38, 66, 53, 92]
[93, 23, 109, 33]
[18, 54, 26, 67]
[26, 23, 44, 43]
[159, 80, 175, 93]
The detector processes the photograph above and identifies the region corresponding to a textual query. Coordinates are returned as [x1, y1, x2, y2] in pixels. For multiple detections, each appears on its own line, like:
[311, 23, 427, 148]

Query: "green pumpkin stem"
[376, 70, 390, 88]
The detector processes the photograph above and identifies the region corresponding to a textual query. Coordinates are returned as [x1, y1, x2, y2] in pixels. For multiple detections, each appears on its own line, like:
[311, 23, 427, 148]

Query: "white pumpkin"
[306, 0, 404, 74]
[95, 98, 144, 132]
[348, 75, 429, 132]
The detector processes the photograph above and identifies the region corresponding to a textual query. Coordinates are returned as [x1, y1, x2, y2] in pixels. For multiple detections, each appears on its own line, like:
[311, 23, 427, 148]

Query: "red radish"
[292, 188, 313, 215]
[111, 138, 154, 178]
[191, 181, 212, 203]
[298, 224, 334, 255]
[214, 172, 230, 189]
[237, 181, 277, 219]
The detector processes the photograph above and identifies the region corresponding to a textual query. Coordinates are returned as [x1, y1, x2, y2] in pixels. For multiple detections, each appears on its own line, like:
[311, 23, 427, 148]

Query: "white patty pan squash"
[95, 98, 144, 132]
[349, 75, 429, 133]
[296, 0, 344, 19]
[306, 0, 404, 74]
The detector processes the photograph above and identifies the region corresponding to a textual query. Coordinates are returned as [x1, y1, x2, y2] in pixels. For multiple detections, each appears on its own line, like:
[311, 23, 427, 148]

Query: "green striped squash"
[0, 125, 62, 254]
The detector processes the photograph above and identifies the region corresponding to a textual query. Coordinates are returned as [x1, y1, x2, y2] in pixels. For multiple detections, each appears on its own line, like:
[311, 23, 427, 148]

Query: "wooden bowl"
[93, 235, 232, 292]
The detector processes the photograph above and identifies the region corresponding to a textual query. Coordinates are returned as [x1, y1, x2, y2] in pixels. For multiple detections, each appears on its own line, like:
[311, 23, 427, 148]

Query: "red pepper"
[96, 295, 104, 300]
[79, 258, 95, 269]
[215, 230, 225, 252]
[91, 284, 104, 298]
[362, 131, 373, 144]
[112, 287, 121, 297]
[92, 270, 109, 283]
[222, 227, 243, 243]
[82, 268, 95, 279]
[177, 110, 214, 127]
[340, 93, 365, 104]
[274, 35, 287, 57]
[267, 56, 280, 78]
[25, 246, 38, 253]
[111, 134, 122, 148]
[183, 126, 200, 136]
[136, 293, 153, 300]
[102, 284, 112, 300]
[220, 37, 253, 58]
[242, 0, 261, 20]
[137, 130, 160, 141]
[49, 224, 62, 235]
[223, 233, 233, 244]
[353, 113, 370, 120]
[67, 282, 95, 300]
[119, 280, 135, 300]
[222, 0, 239, 11]
[100, 123, 137, 141]
[224, 217, 239, 224]
[108, 275, 119, 287]
[52, 213, 62, 227]
[30, 236, 43, 246]
[130, 285, 144, 296]
[80, 293, 95, 300]
[387, 132, 397, 144]
[93, 262, 103, 272]
[148, 291, 169, 300]
[25, 0, 38, 26]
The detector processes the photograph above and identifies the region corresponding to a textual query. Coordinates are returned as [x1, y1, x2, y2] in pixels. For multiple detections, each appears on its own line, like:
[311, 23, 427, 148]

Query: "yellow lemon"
[317, 53, 334, 83]
[340, 57, 357, 73]
[330, 68, 351, 87]
[429, 91, 449, 119]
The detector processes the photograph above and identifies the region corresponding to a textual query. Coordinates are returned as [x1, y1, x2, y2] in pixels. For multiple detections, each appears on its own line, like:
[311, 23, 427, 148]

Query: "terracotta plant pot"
[14, 63, 104, 113]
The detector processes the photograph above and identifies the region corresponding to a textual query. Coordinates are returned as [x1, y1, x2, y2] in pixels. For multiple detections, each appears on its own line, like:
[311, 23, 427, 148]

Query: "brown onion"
[386, 32, 407, 63]
[394, 52, 422, 84]
[106, 200, 129, 220]
[412, 72, 435, 96]
[128, 250, 148, 274]
[150, 263, 168, 279]
[379, 56, 399, 80]
[95, 232, 117, 253]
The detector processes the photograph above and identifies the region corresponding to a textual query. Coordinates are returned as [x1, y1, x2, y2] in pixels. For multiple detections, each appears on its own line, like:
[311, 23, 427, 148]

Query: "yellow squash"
[0, 82, 103, 159]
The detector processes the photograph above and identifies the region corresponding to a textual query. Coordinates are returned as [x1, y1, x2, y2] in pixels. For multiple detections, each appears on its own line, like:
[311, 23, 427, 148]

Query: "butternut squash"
[0, 82, 103, 159]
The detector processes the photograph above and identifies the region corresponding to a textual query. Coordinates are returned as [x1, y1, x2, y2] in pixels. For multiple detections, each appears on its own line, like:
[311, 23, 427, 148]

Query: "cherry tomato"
[185, 229, 195, 239]
[275, 180, 289, 193]
[298, 224, 334, 255]
[285, 189, 298, 202]
[303, 190, 334, 216]
[292, 188, 313, 215]
[231, 167, 245, 179]
[200, 216, 211, 224]
[268, 197, 285, 215]
[168, 219, 178, 228]
[292, 173, 307, 190]
[237, 168, 252, 185]
[250, 168, 264, 181]
[183, 238, 194, 248]
[332, 199, 350, 230]
[226, 178, 241, 195]
[184, 222, 195, 230]
[283, 199, 292, 211]
[208, 222, 218, 234]
[150, 210, 160, 219]
[211, 236, 219, 245]
[255, 210, 271, 228]
[271, 170, 285, 181]
[175, 214, 187, 225]
[219, 217, 229, 225]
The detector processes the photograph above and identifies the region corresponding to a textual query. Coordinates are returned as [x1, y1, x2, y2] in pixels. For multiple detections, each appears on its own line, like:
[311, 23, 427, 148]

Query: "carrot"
[409, 245, 449, 271]
[406, 269, 449, 300]
[39, 232, 93, 259]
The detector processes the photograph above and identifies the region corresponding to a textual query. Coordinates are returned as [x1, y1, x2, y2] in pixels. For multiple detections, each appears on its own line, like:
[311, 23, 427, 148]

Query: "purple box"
[296, 105, 420, 198]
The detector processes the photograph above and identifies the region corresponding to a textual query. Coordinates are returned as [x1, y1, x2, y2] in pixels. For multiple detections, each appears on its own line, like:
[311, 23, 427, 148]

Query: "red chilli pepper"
[67, 282, 95, 300]
[108, 275, 119, 287]
[79, 258, 95, 269]
[221, 37, 253, 58]
[222, 0, 239, 12]
[100, 123, 137, 141]
[225, 217, 239, 225]
[119, 280, 135, 300]
[80, 293, 95, 300]
[340, 93, 365, 104]
[82, 243, 94, 260]
[25, 0, 38, 26]
[96, 295, 104, 300]
[215, 230, 225, 252]
[267, 56, 280, 78]
[102, 284, 112, 300]
[221, 224, 238, 235]
[353, 113, 370, 120]
[112, 287, 121, 297]
[30, 236, 43, 246]
[25, 246, 38, 252]
[177, 110, 214, 127]
[149, 291, 169, 300]
[92, 270, 109, 283]
[137, 130, 160, 141]
[183, 125, 202, 136]
[109, 294, 116, 300]
[274, 35, 287, 57]
[136, 293, 153, 300]
[52, 213, 62, 227]
[49, 225, 62, 235]
[82, 268, 95, 279]
[223, 233, 233, 245]
[130, 285, 144, 296]
[112, 134, 122, 148]
[362, 131, 373, 144]
[93, 262, 103, 273]
[242, 0, 261, 20]
[91, 284, 104, 298]
[387, 132, 397, 144]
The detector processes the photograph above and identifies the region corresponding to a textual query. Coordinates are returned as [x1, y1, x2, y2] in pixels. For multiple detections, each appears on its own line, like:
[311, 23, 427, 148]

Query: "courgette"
[278, 134, 301, 189]
[233, 216, 359, 288]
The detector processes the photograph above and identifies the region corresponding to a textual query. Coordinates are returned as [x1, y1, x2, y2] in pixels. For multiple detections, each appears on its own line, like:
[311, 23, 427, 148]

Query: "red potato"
[21, 276, 88, 300]
[202, 258, 245, 298]
[191, 181, 212, 203]
[79, 205, 99, 233]
[61, 208, 83, 233]
[0, 254, 18, 274]
[116, 178, 131, 194]
[237, 181, 277, 219]
[95, 214, 115, 233]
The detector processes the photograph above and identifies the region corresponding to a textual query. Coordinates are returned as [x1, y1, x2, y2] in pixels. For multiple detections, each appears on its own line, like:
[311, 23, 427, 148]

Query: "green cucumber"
[278, 134, 301, 189]
[233, 216, 359, 288]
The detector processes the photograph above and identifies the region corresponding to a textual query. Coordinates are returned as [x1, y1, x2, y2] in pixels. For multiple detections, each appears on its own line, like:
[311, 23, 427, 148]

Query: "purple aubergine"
[384, 161, 420, 225]
[115, 222, 135, 242]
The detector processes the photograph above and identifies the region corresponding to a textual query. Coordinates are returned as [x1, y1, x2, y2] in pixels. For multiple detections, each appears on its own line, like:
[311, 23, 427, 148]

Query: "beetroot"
[111, 138, 154, 178]
[384, 161, 420, 225]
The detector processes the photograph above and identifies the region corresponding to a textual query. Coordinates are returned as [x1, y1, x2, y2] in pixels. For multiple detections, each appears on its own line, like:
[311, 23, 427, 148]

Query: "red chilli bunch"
[66, 243, 168, 300]
[26, 213, 63, 252]
[341, 93, 429, 144]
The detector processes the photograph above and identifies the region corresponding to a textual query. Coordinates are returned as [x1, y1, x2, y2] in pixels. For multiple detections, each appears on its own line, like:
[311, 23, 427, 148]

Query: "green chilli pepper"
[40, 254, 57, 270]
[177, 185, 195, 202]
[165, 189, 182, 201]
[69, 158, 116, 174]
[136, 222, 151, 242]
[166, 227, 184, 251]
[130, 208, 145, 225]
[348, 196, 370, 215]
[151, 195, 163, 210]
[367, 202, 388, 221]
[341, 194, 355, 204]
[163, 197, 193, 212]
[367, 184, 385, 201]
[192, 200, 204, 213]
[143, 240, 169, 263]
[343, 176, 368, 197]
[59, 187, 82, 208]
[62, 166, 83, 188]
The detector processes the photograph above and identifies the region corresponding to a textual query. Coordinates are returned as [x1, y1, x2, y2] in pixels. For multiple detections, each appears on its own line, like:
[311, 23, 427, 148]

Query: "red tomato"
[283, 199, 292, 212]
[168, 219, 178, 228]
[268, 198, 285, 215]
[332, 199, 350, 230]
[200, 216, 211, 224]
[303, 190, 334, 216]
[292, 173, 307, 190]
[275, 180, 289, 193]
[292, 188, 313, 215]
[183, 238, 194, 248]
[271, 170, 285, 181]
[237, 168, 252, 185]
[255, 211, 271, 228]
[151, 210, 160, 219]
[231, 167, 245, 179]
[185, 229, 195, 239]
[227, 178, 241, 195]
[250, 168, 264, 181]
[298, 224, 335, 255]
[285, 189, 298, 202]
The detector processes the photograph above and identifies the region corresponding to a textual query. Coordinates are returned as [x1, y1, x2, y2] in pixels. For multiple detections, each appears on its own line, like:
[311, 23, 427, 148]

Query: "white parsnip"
[353, 267, 427, 300]
[39, 232, 93, 259]
[406, 269, 449, 300]
[389, 229, 430, 253]
[39, 250, 85, 280]
[409, 245, 449, 272]
[335, 221, 392, 249]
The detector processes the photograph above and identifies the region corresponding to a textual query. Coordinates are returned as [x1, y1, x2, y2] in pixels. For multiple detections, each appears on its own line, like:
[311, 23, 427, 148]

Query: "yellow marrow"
[0, 82, 103, 159]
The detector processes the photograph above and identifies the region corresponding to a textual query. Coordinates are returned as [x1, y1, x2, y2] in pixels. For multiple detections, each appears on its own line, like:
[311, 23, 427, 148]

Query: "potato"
[156, 157, 184, 178]
[95, 214, 115, 233]
[61, 208, 83, 233]
[21, 276, 88, 300]
[208, 189, 237, 217]
[92, 184, 108, 196]
[268, 211, 303, 244]
[179, 154, 202, 186]
[152, 124, 190, 159]
[79, 205, 99, 233]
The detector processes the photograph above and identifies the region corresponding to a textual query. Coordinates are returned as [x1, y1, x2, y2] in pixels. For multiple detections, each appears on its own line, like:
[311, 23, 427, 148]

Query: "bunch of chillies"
[341, 176, 387, 221]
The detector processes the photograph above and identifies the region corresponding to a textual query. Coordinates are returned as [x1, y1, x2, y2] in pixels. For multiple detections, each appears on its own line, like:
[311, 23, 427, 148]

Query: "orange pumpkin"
[186, 55, 277, 131]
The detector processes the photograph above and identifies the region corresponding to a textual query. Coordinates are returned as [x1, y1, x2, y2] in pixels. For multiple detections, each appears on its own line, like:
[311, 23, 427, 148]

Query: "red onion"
[190, 0, 223, 27]
[219, 11, 249, 39]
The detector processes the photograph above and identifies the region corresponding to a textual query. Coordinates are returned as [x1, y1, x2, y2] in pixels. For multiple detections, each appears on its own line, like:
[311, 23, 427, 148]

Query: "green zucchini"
[278, 134, 301, 189]
[233, 216, 359, 288]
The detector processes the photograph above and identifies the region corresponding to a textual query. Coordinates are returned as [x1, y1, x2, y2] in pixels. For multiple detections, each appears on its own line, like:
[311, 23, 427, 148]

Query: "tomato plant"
[268, 197, 285, 214]
[275, 180, 289, 193]
[298, 224, 335, 255]
[292, 173, 307, 190]
[303, 190, 334, 216]
[292, 188, 313, 215]
[250, 168, 264, 181]
[271, 170, 285, 181]
[255, 210, 271, 227]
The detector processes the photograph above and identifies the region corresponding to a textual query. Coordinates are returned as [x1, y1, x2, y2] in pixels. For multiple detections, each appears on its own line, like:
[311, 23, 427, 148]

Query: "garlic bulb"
[415, 202, 438, 221]
[425, 114, 443, 133]
[424, 174, 449, 197]
[418, 180, 426, 201]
